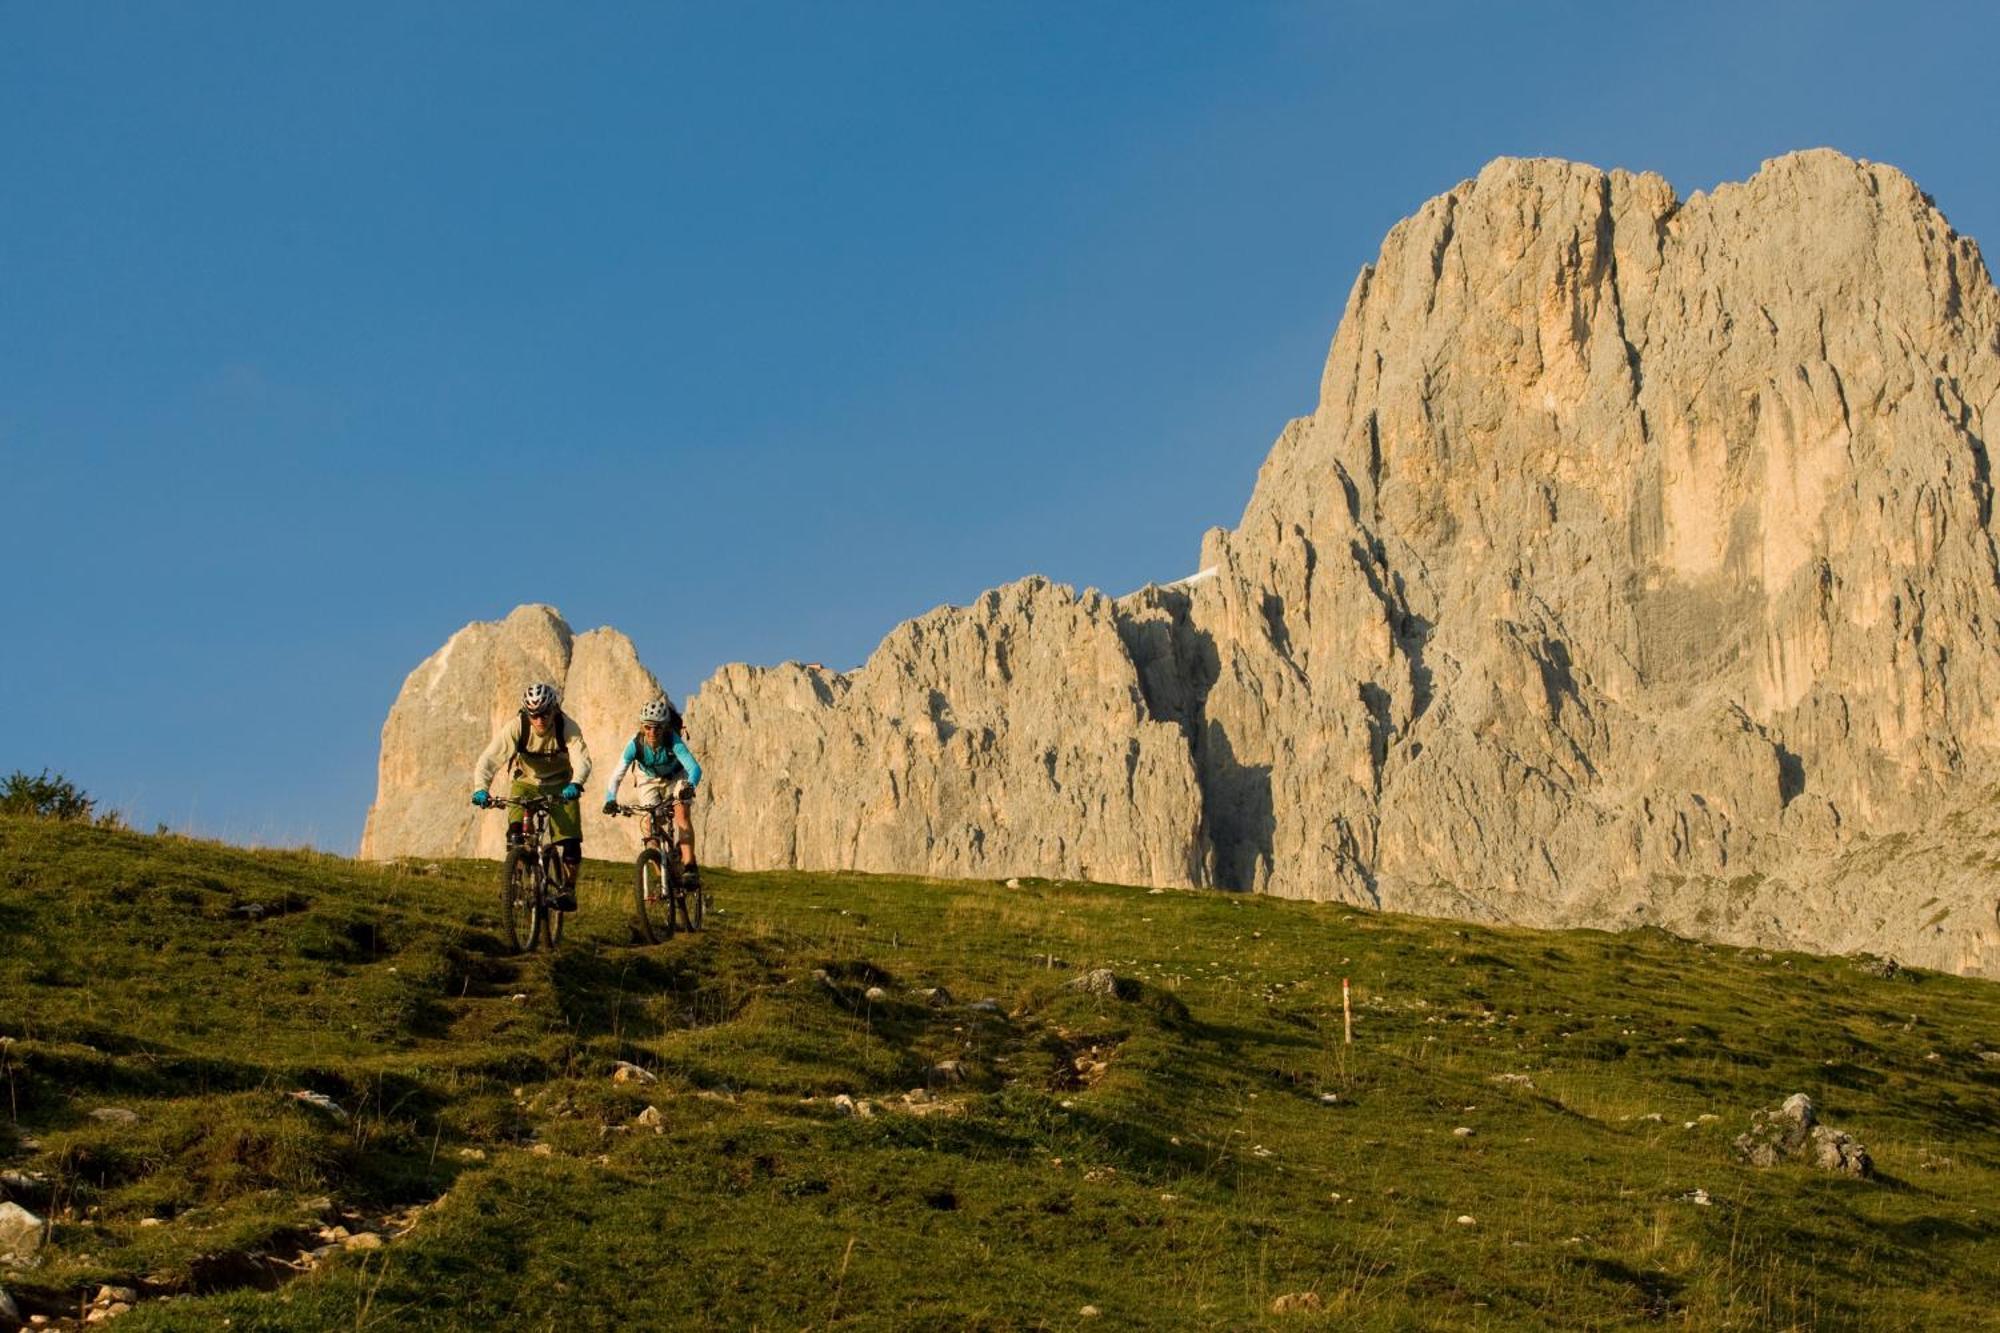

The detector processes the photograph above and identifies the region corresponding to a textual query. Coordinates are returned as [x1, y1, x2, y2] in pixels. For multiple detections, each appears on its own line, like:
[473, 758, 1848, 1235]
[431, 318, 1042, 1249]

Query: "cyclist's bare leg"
[674, 799, 697, 869]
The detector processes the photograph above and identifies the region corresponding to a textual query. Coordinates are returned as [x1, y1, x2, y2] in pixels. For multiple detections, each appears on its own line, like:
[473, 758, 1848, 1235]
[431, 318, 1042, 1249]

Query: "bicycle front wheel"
[537, 850, 566, 950]
[501, 848, 535, 954]
[634, 848, 673, 944]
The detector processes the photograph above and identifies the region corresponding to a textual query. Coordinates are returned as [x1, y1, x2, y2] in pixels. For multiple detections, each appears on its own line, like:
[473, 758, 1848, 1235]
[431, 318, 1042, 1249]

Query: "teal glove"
[471, 789, 490, 807]
[560, 783, 581, 802]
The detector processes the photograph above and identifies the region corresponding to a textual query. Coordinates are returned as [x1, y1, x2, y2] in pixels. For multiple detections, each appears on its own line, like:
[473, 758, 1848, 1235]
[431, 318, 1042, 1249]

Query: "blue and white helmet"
[522, 682, 560, 716]
[638, 694, 674, 726]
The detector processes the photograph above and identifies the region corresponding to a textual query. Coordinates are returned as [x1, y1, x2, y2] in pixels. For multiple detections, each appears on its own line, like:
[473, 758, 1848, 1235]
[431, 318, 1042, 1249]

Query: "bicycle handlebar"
[483, 794, 561, 811]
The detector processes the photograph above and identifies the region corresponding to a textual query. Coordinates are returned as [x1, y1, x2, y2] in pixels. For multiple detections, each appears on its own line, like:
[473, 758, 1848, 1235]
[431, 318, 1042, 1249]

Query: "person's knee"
[558, 836, 582, 863]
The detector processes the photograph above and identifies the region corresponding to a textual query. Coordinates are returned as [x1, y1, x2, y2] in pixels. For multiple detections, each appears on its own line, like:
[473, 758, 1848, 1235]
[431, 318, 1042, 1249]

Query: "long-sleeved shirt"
[603, 732, 702, 802]
[472, 712, 592, 789]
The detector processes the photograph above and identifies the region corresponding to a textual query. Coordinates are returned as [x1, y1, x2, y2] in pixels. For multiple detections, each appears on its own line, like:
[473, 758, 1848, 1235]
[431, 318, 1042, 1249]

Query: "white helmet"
[639, 694, 675, 726]
[522, 682, 560, 716]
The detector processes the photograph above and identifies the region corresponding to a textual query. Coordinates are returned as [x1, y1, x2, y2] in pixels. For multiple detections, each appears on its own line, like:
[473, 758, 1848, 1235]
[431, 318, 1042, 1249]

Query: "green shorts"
[510, 779, 582, 843]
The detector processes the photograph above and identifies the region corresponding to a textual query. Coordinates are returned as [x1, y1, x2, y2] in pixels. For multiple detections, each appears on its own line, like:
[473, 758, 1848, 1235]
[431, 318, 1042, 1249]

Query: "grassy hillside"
[1, 816, 1996, 1330]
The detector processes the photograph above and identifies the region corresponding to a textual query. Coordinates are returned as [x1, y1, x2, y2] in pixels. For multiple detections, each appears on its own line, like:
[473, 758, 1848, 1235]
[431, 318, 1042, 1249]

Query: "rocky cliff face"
[1101, 149, 2000, 976]
[359, 605, 664, 862]
[365, 151, 2000, 976]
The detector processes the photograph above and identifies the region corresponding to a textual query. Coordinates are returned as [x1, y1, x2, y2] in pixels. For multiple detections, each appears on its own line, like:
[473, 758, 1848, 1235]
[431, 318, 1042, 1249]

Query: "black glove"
[602, 799, 618, 815]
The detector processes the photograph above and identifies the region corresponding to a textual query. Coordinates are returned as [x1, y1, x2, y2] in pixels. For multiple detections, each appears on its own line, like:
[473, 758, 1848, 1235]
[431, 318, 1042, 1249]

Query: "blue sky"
[6, 2, 1996, 851]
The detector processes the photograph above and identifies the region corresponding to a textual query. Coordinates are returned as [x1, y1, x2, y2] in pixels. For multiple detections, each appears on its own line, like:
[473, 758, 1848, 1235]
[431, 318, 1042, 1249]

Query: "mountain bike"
[483, 794, 571, 953]
[612, 800, 704, 943]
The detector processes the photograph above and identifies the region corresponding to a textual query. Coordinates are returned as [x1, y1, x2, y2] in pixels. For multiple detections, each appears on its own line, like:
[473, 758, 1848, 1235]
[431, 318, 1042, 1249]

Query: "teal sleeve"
[673, 737, 702, 786]
[603, 739, 638, 802]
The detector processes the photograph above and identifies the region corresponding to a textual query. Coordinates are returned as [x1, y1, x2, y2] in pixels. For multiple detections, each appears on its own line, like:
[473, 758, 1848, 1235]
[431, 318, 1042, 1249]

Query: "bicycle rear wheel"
[634, 848, 673, 943]
[679, 869, 705, 933]
[501, 848, 535, 954]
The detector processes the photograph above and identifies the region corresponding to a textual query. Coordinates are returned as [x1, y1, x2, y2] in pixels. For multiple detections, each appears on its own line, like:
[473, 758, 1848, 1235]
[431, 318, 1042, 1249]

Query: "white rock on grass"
[611, 1061, 657, 1084]
[89, 1107, 139, 1125]
[0, 1201, 44, 1265]
[290, 1090, 350, 1123]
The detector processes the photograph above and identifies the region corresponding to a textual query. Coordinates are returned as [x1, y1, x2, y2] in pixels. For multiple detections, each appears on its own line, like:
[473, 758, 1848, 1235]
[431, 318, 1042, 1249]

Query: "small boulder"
[1733, 1094, 1873, 1178]
[635, 1105, 664, 1129]
[89, 1107, 140, 1125]
[1271, 1292, 1323, 1314]
[343, 1231, 386, 1251]
[832, 1094, 858, 1117]
[1067, 969, 1122, 997]
[930, 1060, 968, 1086]
[290, 1090, 350, 1123]
[863, 986, 890, 1003]
[611, 1061, 657, 1085]
[919, 986, 953, 1008]
[0, 1201, 44, 1265]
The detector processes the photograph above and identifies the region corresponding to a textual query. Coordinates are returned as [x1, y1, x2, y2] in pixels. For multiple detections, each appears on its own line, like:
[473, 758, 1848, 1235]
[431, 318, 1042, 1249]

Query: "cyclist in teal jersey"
[602, 694, 704, 892]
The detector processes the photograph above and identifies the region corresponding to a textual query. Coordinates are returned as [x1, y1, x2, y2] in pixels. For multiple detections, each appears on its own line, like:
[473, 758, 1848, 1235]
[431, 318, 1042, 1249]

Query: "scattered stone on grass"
[863, 986, 890, 1003]
[919, 986, 953, 1007]
[1005, 878, 1021, 889]
[1682, 1188, 1713, 1206]
[1733, 1094, 1873, 1178]
[0, 1201, 45, 1265]
[457, 1148, 487, 1162]
[1453, 1127, 1474, 1137]
[1489, 1073, 1535, 1090]
[1977, 1051, 2000, 1065]
[635, 1105, 664, 1131]
[1457, 1215, 1477, 1226]
[89, 1107, 139, 1125]
[1068, 968, 1121, 997]
[1271, 1292, 1323, 1314]
[1853, 954, 1901, 979]
[343, 1232, 385, 1251]
[929, 1060, 967, 1085]
[611, 1061, 657, 1084]
[1078, 1306, 1100, 1318]
[290, 1090, 350, 1123]
[1318, 1092, 1340, 1104]
[529, 1143, 554, 1157]
[0, 1170, 50, 1204]
[969, 998, 1002, 1013]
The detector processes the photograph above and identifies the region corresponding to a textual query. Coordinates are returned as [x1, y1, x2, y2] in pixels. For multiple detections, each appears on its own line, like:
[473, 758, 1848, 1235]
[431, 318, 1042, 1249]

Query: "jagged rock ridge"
[690, 150, 2000, 976]
[365, 151, 2000, 976]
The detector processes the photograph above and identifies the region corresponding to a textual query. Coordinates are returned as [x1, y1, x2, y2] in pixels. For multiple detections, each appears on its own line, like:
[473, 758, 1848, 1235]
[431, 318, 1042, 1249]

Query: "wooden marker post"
[1342, 977, 1353, 1045]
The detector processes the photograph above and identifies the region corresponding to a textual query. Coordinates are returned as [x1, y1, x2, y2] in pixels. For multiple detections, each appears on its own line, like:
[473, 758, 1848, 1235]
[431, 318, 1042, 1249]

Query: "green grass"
[1, 815, 1997, 1329]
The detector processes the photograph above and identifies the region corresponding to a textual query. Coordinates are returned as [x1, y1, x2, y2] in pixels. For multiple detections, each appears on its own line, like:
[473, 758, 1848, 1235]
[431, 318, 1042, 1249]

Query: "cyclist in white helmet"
[602, 693, 703, 893]
[471, 681, 592, 910]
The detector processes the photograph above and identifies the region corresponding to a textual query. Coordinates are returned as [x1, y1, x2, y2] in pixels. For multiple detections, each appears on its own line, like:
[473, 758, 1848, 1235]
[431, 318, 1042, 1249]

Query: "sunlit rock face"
[1109, 150, 2000, 975]
[371, 152, 2000, 975]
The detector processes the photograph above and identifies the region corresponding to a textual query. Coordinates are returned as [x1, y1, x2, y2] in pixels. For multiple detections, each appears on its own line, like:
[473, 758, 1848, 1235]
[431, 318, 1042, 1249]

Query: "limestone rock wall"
[689, 577, 1206, 887]
[365, 151, 2000, 976]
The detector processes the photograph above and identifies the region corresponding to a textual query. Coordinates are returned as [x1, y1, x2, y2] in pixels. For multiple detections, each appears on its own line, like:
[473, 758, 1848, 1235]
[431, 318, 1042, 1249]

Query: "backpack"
[515, 708, 569, 758]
